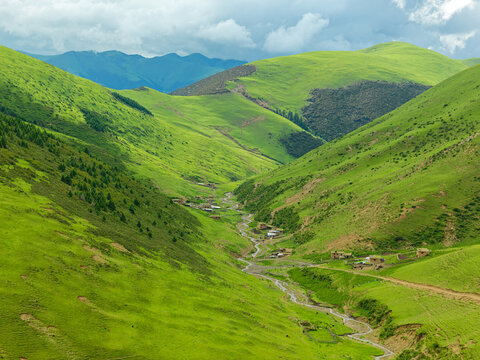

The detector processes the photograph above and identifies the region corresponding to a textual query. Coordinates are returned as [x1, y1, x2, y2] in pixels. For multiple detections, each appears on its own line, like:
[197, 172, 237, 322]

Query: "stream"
[223, 194, 394, 360]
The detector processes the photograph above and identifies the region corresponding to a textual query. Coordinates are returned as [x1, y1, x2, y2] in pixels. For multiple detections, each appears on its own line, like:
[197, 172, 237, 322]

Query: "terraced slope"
[235, 64, 480, 254]
[0, 45, 311, 196]
[0, 113, 381, 359]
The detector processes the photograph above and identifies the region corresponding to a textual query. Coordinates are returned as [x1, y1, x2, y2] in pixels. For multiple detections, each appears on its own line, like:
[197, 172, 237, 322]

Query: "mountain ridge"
[24, 49, 246, 93]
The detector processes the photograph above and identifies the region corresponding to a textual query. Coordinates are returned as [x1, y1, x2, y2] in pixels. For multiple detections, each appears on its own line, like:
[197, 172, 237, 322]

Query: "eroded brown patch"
[92, 255, 106, 264]
[241, 115, 265, 128]
[77, 296, 94, 307]
[379, 324, 423, 355]
[110, 242, 130, 253]
[444, 220, 457, 246]
[83, 245, 107, 263]
[54, 230, 70, 239]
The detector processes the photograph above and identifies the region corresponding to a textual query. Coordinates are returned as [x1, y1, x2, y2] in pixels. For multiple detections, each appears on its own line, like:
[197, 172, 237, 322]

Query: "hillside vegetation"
[27, 50, 245, 93]
[237, 42, 469, 112]
[178, 42, 471, 142]
[236, 64, 480, 254]
[302, 80, 430, 141]
[0, 45, 311, 197]
[0, 105, 381, 359]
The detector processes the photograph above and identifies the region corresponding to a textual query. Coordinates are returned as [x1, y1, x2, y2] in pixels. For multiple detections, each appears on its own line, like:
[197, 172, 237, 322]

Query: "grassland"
[0, 112, 381, 359]
[236, 63, 480, 255]
[381, 245, 480, 293]
[120, 88, 304, 164]
[0, 45, 309, 197]
[289, 263, 480, 359]
[236, 42, 469, 113]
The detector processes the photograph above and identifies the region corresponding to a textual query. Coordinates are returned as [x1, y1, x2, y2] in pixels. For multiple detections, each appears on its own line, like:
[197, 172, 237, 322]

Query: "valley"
[1, 37, 479, 360]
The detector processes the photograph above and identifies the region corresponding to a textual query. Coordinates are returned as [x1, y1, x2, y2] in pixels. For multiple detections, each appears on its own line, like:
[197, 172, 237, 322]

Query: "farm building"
[368, 256, 385, 264]
[209, 215, 221, 220]
[416, 248, 431, 257]
[331, 251, 353, 260]
[257, 222, 273, 230]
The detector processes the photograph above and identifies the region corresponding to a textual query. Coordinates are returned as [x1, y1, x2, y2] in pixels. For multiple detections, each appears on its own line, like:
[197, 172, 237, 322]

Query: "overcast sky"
[0, 0, 478, 61]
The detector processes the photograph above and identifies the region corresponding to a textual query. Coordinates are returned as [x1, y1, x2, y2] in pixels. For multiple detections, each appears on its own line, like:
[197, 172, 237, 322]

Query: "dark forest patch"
[302, 81, 430, 141]
[171, 65, 256, 96]
[280, 131, 324, 158]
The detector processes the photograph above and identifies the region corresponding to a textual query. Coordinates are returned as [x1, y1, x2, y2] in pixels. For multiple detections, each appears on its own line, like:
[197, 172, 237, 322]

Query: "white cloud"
[439, 30, 476, 53]
[263, 13, 329, 53]
[197, 19, 255, 48]
[392, 0, 406, 9]
[408, 0, 475, 25]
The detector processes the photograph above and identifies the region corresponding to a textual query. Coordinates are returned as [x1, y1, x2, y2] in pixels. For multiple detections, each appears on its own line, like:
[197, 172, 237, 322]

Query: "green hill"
[176, 42, 470, 140]
[0, 112, 382, 359]
[0, 45, 315, 197]
[235, 63, 480, 254]
[26, 50, 246, 93]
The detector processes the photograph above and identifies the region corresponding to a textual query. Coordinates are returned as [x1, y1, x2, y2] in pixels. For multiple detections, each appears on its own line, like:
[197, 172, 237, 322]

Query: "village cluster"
[331, 248, 431, 270]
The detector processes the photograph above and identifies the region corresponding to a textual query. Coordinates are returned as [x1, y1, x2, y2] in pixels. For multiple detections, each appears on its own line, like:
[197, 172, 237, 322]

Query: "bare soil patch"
[110, 242, 130, 253]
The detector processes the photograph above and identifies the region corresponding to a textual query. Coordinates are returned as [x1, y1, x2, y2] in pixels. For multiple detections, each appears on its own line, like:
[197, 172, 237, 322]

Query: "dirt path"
[318, 266, 480, 305]
[223, 193, 394, 360]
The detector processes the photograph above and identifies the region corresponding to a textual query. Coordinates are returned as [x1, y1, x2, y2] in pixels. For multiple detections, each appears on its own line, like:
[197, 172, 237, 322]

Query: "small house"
[280, 248, 293, 255]
[209, 215, 221, 220]
[416, 248, 431, 257]
[368, 256, 385, 265]
[331, 251, 345, 260]
[257, 222, 273, 230]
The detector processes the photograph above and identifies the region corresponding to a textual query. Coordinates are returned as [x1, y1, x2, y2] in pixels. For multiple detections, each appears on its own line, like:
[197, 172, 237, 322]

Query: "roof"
[417, 248, 430, 251]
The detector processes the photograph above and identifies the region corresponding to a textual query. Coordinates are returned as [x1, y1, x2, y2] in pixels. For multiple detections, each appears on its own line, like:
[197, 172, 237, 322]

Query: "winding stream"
[224, 194, 394, 360]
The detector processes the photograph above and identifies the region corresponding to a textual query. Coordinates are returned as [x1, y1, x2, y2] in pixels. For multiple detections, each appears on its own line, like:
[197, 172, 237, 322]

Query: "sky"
[0, 0, 478, 61]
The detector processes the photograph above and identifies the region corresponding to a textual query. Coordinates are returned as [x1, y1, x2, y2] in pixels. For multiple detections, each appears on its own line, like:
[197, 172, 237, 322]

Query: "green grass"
[0, 45, 306, 197]
[291, 264, 480, 359]
[0, 113, 381, 359]
[381, 245, 480, 293]
[238, 42, 470, 113]
[237, 63, 480, 254]
[121, 88, 302, 164]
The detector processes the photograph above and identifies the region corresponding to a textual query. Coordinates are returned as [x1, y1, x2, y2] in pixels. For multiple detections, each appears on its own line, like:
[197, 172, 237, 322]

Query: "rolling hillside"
[26, 50, 245, 93]
[235, 63, 480, 255]
[176, 42, 470, 140]
[0, 45, 315, 197]
[0, 111, 382, 359]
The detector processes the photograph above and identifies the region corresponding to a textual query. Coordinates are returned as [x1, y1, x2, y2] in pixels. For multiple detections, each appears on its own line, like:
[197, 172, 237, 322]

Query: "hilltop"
[176, 42, 470, 140]
[25, 50, 246, 93]
[0, 45, 317, 197]
[236, 63, 480, 254]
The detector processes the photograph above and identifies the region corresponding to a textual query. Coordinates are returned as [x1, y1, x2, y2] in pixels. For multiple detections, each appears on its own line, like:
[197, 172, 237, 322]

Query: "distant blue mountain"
[24, 50, 246, 93]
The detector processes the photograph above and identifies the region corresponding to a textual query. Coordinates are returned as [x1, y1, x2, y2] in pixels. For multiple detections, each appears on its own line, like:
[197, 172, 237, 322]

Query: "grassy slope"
[0, 115, 379, 359]
[237, 42, 468, 112]
[121, 88, 302, 164]
[236, 64, 480, 254]
[0, 45, 303, 197]
[382, 245, 480, 293]
[289, 248, 480, 359]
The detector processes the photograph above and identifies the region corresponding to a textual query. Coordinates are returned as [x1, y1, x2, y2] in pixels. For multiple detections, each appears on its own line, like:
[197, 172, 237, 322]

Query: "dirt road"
[318, 266, 480, 305]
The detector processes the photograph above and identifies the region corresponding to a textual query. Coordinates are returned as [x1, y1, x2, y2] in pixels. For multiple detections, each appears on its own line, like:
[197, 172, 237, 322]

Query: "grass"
[0, 113, 381, 359]
[290, 262, 480, 359]
[381, 245, 480, 293]
[121, 88, 302, 165]
[0, 45, 306, 197]
[237, 41, 470, 113]
[236, 62, 480, 254]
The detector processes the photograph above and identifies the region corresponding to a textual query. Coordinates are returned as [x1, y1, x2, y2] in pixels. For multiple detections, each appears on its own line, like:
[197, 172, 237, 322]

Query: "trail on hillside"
[318, 267, 480, 305]
[222, 193, 394, 360]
